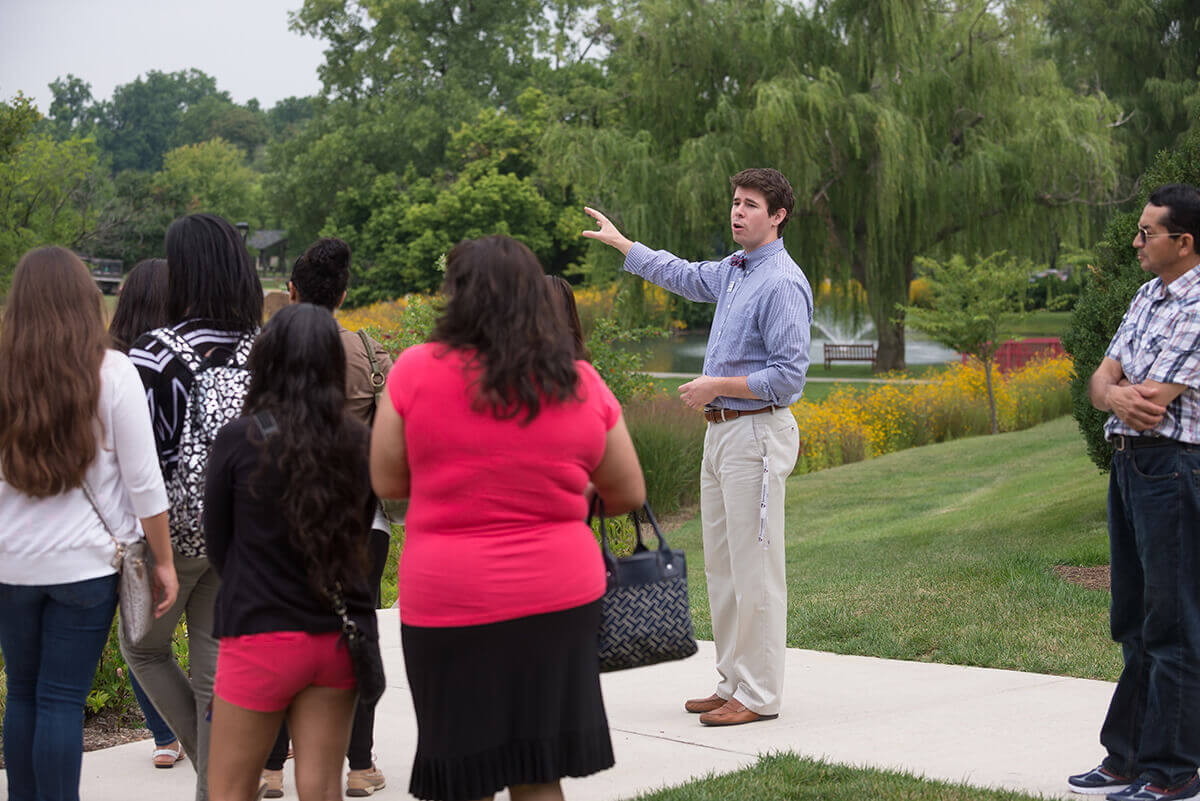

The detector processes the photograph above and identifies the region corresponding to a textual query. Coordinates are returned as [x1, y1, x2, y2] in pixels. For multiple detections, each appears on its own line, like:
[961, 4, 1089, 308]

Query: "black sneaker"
[1068, 765, 1134, 795]
[1106, 775, 1200, 801]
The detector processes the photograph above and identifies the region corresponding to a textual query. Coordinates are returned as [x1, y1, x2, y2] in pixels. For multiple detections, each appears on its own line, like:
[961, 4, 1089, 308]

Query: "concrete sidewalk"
[72, 608, 1113, 800]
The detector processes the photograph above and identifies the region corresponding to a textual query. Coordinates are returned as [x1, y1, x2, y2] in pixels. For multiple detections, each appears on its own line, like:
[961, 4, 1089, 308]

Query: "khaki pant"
[700, 407, 798, 716]
[120, 551, 219, 801]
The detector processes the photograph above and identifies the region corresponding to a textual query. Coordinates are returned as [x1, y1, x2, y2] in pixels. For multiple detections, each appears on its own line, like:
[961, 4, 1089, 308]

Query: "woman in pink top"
[371, 235, 645, 801]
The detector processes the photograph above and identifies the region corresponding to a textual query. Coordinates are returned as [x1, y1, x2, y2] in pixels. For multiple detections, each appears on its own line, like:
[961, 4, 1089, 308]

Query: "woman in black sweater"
[203, 304, 378, 801]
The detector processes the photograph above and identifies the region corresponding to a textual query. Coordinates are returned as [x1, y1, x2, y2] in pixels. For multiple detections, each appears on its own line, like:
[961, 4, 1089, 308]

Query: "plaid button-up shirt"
[1104, 264, 1200, 444]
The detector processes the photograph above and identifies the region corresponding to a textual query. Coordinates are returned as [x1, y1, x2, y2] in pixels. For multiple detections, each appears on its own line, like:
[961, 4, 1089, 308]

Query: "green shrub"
[585, 317, 660, 405]
[362, 294, 440, 359]
[625, 394, 706, 515]
[1063, 128, 1200, 471]
[84, 615, 191, 725]
[86, 618, 139, 724]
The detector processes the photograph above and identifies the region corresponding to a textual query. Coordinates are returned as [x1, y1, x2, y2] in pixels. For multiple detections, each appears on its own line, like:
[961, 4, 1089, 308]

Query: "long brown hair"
[0, 247, 110, 497]
[431, 236, 578, 422]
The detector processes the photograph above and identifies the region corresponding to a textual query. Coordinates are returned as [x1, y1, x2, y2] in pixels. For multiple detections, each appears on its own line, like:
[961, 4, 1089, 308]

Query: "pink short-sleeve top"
[387, 343, 621, 627]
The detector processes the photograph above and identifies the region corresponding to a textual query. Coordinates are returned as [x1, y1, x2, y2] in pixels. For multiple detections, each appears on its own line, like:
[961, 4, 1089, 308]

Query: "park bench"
[823, 343, 877, 370]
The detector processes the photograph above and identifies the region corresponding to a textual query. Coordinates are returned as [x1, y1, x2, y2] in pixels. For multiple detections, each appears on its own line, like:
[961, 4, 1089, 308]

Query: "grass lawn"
[671, 415, 1120, 681]
[1007, 310, 1072, 339]
[631, 754, 1046, 801]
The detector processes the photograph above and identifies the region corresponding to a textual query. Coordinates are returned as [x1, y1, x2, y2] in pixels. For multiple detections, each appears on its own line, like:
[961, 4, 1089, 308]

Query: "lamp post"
[235, 222, 249, 241]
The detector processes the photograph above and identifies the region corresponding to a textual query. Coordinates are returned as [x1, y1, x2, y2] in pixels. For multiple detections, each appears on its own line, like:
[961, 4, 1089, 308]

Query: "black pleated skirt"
[401, 600, 615, 801]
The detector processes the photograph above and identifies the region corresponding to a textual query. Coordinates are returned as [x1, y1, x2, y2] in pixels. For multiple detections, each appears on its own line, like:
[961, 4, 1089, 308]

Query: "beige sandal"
[152, 739, 184, 768]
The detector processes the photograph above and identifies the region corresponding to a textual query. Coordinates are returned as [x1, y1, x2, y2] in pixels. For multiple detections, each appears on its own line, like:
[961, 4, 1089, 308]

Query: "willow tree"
[548, 0, 1122, 370]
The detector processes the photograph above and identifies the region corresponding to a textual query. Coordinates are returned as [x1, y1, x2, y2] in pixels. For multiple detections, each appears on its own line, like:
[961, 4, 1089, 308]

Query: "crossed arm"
[1089, 357, 1186, 432]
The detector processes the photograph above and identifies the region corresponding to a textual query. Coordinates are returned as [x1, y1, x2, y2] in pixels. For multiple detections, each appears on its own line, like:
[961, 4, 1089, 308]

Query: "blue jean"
[130, 672, 175, 746]
[1100, 442, 1200, 787]
[0, 574, 119, 801]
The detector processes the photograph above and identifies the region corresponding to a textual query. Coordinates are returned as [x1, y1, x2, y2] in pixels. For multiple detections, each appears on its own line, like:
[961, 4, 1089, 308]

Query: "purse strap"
[80, 480, 124, 572]
[328, 582, 361, 638]
[357, 330, 386, 420]
[587, 497, 671, 558]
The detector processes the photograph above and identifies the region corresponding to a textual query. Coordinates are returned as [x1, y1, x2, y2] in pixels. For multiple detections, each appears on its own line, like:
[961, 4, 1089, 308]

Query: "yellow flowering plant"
[790, 356, 1073, 475]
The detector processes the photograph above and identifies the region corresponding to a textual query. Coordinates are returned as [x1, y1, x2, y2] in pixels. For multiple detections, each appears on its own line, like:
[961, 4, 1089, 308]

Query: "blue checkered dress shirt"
[1104, 264, 1200, 444]
[624, 238, 813, 410]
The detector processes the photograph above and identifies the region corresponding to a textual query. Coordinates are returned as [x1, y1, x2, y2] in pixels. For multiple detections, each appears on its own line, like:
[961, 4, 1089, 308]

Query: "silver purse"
[82, 482, 156, 644]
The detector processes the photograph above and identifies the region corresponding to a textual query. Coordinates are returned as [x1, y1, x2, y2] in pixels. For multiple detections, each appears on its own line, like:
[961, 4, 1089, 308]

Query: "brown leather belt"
[703, 405, 779, 424]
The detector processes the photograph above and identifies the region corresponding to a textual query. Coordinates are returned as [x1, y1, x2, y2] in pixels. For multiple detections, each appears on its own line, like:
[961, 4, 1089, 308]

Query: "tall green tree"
[172, 96, 269, 156]
[263, 0, 605, 270]
[153, 138, 261, 226]
[549, 0, 1122, 370]
[1045, 0, 1200, 181]
[326, 93, 589, 302]
[0, 96, 106, 288]
[902, 251, 1030, 434]
[46, 75, 97, 140]
[94, 69, 228, 172]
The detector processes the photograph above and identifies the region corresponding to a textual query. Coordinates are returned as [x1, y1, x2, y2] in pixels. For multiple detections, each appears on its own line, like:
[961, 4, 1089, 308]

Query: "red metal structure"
[961, 338, 1064, 373]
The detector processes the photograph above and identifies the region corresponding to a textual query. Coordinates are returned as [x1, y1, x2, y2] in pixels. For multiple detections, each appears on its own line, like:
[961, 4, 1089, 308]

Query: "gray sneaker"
[1069, 765, 1133, 795]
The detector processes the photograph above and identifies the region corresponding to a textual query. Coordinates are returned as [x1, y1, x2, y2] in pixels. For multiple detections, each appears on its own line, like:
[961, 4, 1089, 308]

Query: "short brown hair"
[730, 168, 796, 234]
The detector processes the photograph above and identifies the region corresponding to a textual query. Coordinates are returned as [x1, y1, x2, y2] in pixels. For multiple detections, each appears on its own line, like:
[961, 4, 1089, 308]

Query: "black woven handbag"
[590, 498, 698, 672]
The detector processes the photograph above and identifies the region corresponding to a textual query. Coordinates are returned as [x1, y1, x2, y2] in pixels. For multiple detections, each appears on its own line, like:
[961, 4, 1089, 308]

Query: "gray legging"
[121, 551, 219, 801]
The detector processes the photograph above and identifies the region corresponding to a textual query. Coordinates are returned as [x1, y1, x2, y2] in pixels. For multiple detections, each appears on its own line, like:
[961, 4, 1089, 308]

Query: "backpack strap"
[149, 327, 204, 377]
[356, 329, 386, 414]
[231, 329, 259, 368]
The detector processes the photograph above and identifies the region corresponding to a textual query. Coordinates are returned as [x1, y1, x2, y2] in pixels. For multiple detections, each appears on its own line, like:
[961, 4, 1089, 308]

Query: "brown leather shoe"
[684, 693, 727, 714]
[698, 699, 779, 726]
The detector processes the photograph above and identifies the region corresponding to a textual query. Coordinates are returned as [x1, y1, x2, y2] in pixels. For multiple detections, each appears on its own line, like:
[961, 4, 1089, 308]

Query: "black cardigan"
[203, 415, 378, 640]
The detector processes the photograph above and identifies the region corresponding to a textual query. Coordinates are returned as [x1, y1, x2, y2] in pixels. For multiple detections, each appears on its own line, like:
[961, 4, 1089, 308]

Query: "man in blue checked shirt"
[584, 168, 812, 727]
[1067, 184, 1200, 801]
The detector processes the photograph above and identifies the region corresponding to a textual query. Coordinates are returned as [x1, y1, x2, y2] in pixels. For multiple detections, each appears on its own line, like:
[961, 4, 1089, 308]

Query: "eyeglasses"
[1136, 226, 1184, 243]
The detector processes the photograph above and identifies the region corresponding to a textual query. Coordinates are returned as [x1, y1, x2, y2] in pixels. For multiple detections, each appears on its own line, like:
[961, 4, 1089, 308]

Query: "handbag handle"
[587, 497, 672, 557]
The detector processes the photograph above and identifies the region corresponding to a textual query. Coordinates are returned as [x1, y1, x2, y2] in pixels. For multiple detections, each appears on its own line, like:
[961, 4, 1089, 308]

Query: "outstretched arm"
[582, 207, 634, 256]
[583, 206, 723, 302]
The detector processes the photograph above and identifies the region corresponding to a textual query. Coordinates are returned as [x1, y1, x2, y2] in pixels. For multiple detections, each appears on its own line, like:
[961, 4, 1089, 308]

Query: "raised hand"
[582, 207, 634, 255]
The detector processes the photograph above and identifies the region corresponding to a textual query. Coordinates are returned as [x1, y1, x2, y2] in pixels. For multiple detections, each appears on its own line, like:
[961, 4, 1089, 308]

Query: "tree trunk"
[849, 233, 909, 373]
[984, 357, 999, 434]
[875, 316, 906, 373]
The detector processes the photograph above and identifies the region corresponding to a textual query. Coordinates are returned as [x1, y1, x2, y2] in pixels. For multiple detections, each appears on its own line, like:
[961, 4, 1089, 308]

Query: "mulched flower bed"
[0, 711, 152, 769]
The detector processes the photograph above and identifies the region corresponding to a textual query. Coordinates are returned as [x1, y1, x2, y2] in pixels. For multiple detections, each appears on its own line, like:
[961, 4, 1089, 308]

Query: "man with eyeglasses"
[1068, 183, 1200, 801]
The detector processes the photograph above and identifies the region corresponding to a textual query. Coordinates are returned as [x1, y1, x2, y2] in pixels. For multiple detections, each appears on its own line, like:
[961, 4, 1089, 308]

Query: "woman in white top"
[0, 247, 178, 801]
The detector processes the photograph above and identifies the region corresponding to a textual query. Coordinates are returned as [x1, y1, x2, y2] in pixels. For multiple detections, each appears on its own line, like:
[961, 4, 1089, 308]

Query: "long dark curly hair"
[243, 304, 369, 596]
[431, 235, 578, 422]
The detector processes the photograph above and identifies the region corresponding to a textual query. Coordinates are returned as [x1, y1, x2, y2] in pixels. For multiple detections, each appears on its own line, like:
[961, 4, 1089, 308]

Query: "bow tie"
[730, 253, 746, 269]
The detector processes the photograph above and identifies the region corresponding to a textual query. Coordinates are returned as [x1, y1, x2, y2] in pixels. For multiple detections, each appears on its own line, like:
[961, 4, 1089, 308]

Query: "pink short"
[214, 630, 355, 712]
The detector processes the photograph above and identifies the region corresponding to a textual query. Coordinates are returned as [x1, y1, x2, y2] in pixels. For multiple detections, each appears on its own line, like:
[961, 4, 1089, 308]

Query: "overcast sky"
[0, 0, 327, 113]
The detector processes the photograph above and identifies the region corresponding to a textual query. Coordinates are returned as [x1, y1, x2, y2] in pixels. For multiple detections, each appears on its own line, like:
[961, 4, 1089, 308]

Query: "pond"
[620, 330, 959, 374]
